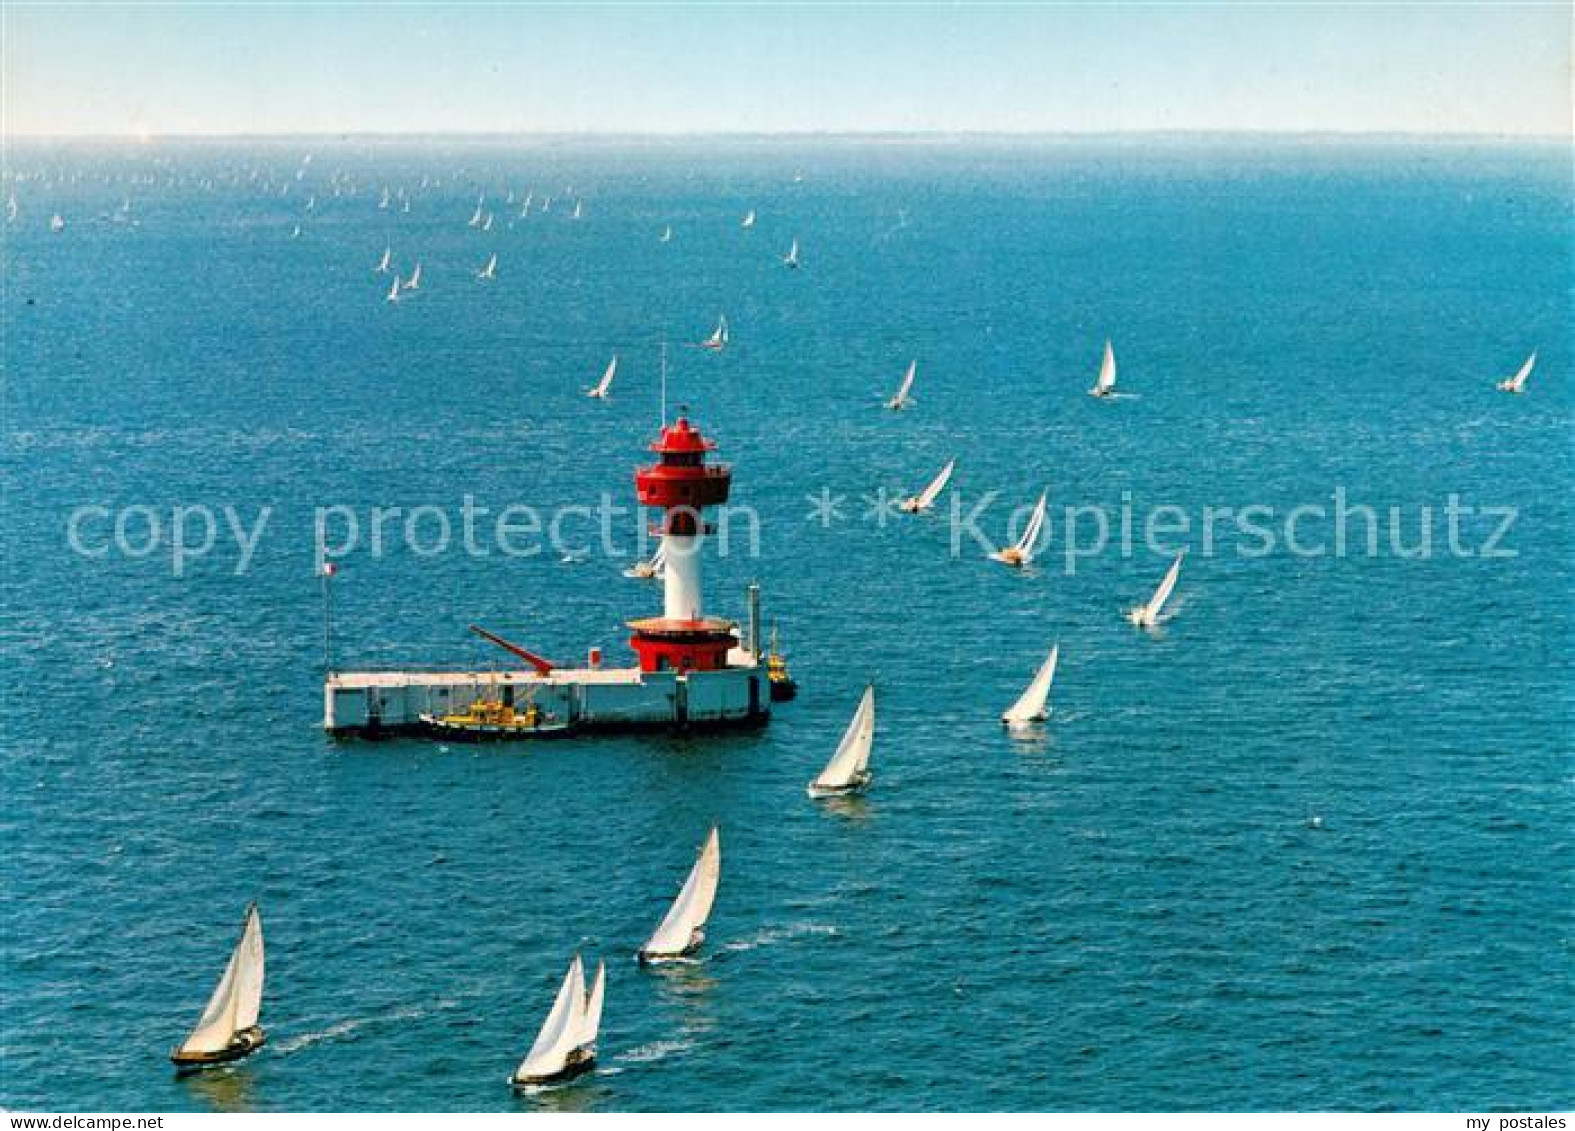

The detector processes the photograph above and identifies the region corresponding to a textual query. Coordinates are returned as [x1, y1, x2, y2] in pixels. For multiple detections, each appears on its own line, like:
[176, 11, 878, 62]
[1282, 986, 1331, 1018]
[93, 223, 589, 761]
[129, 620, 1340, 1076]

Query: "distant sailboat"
[1089, 340, 1117, 398]
[899, 458, 955, 514]
[989, 491, 1047, 568]
[378, 186, 391, 210]
[659, 225, 673, 244]
[385, 275, 402, 303]
[783, 238, 800, 269]
[170, 903, 266, 1069]
[1496, 352, 1536, 394]
[468, 201, 484, 228]
[885, 360, 917, 410]
[482, 212, 494, 232]
[700, 315, 730, 350]
[623, 539, 666, 579]
[403, 262, 422, 292]
[808, 684, 875, 798]
[509, 955, 605, 1088]
[638, 827, 721, 963]
[571, 200, 583, 220]
[1128, 551, 1185, 629]
[375, 246, 392, 273]
[1001, 644, 1058, 728]
[478, 252, 498, 281]
[586, 356, 617, 399]
[741, 209, 756, 229]
[6, 194, 17, 223]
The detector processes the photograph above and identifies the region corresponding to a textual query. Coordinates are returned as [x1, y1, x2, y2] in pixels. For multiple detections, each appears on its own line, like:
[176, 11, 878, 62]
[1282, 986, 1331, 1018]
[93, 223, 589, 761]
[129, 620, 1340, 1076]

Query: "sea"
[1, 136, 1570, 1112]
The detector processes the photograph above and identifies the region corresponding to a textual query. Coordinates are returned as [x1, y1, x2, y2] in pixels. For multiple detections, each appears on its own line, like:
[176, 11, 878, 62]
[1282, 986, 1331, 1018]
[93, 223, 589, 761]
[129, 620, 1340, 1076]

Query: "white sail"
[404, 262, 422, 291]
[741, 209, 756, 229]
[1015, 492, 1047, 560]
[375, 246, 391, 273]
[478, 253, 497, 280]
[574, 962, 605, 1052]
[705, 315, 729, 347]
[914, 459, 955, 511]
[887, 360, 916, 408]
[809, 684, 875, 795]
[784, 238, 799, 267]
[589, 356, 617, 398]
[659, 225, 672, 243]
[1134, 551, 1185, 627]
[386, 275, 402, 302]
[1505, 352, 1536, 393]
[177, 904, 265, 1056]
[512, 955, 586, 1083]
[1002, 644, 1058, 726]
[640, 827, 721, 958]
[468, 203, 483, 227]
[1093, 340, 1117, 395]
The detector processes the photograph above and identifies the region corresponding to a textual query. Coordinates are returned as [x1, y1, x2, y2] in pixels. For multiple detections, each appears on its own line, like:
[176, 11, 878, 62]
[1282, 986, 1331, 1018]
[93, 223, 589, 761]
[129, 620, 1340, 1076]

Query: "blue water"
[2, 138, 1571, 1112]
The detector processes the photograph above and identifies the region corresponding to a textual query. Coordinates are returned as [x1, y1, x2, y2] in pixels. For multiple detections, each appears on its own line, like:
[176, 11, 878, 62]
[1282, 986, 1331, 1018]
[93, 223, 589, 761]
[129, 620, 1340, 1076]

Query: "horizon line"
[4, 127, 1568, 144]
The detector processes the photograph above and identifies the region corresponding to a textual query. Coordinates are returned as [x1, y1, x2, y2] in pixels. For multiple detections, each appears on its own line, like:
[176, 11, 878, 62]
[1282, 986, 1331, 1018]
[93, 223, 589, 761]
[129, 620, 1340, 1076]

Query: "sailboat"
[509, 955, 605, 1088]
[741, 209, 756, 229]
[482, 213, 494, 232]
[478, 253, 498, 281]
[1496, 352, 1536, 394]
[885, 360, 917, 410]
[623, 539, 666, 579]
[385, 275, 402, 303]
[1001, 644, 1058, 728]
[571, 200, 583, 220]
[1089, 340, 1117, 398]
[700, 315, 730, 350]
[659, 225, 673, 244]
[638, 826, 721, 963]
[586, 356, 617, 399]
[808, 684, 875, 798]
[1128, 550, 1185, 629]
[783, 238, 800, 269]
[378, 186, 391, 210]
[403, 262, 422, 292]
[170, 903, 266, 1068]
[468, 201, 484, 228]
[899, 458, 955, 514]
[989, 491, 1047, 568]
[375, 246, 392, 273]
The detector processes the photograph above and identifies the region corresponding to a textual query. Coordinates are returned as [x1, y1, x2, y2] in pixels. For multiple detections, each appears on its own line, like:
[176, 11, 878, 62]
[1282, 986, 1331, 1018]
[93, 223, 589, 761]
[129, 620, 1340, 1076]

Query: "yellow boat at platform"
[418, 698, 570, 741]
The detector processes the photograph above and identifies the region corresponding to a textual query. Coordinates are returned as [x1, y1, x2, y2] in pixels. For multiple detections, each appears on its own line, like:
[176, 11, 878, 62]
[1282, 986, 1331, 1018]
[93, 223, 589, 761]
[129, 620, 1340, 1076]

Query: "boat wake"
[720, 922, 839, 955]
[615, 1038, 694, 1066]
[271, 1001, 452, 1056]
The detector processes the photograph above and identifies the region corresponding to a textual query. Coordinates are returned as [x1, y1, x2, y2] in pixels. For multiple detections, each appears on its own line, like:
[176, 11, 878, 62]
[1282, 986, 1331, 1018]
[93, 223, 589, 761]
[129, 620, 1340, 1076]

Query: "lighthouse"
[323, 414, 771, 735]
[628, 417, 739, 674]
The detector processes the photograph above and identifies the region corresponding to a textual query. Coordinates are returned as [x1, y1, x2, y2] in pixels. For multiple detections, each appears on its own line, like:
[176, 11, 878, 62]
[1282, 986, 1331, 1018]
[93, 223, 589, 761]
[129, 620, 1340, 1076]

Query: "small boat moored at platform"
[418, 697, 569, 740]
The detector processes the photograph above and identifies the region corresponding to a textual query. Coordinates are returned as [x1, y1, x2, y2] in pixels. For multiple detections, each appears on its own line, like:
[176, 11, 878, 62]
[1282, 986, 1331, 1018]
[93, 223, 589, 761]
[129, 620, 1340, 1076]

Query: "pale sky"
[3, 3, 1570, 137]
